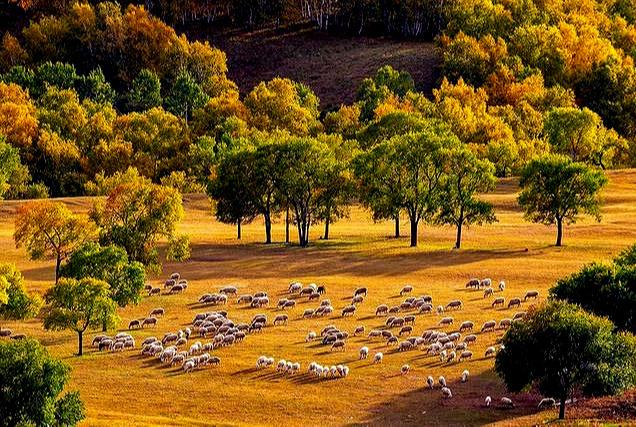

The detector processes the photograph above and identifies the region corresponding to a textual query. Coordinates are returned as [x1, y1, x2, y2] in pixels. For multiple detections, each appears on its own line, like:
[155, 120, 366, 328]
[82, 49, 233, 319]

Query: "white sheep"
[438, 376, 446, 387]
[373, 352, 383, 364]
[441, 387, 452, 398]
[485, 396, 492, 407]
[400, 364, 410, 375]
[498, 280, 506, 291]
[461, 369, 469, 383]
[183, 359, 196, 373]
[501, 397, 514, 408]
[359, 346, 369, 360]
[538, 397, 556, 408]
[485, 346, 497, 357]
[427, 375, 434, 389]
[306, 331, 317, 342]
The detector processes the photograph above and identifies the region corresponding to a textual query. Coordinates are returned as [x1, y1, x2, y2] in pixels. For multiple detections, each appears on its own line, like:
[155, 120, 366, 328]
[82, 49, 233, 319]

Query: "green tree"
[127, 69, 162, 112]
[0, 338, 85, 426]
[43, 277, 118, 356]
[14, 201, 96, 283]
[356, 65, 415, 121]
[77, 67, 116, 105]
[0, 264, 42, 327]
[90, 181, 187, 269]
[165, 71, 208, 124]
[495, 301, 636, 419]
[518, 154, 608, 246]
[34, 62, 78, 96]
[436, 147, 497, 248]
[0, 137, 29, 200]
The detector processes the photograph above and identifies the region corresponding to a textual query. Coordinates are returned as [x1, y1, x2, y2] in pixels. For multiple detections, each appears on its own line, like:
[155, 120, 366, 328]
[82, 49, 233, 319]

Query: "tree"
[43, 277, 118, 356]
[77, 67, 116, 105]
[14, 201, 96, 283]
[90, 181, 187, 269]
[0, 264, 41, 327]
[551, 250, 636, 333]
[436, 147, 497, 248]
[0, 338, 85, 426]
[165, 71, 208, 124]
[127, 69, 162, 112]
[0, 81, 38, 150]
[0, 138, 28, 200]
[518, 155, 608, 246]
[60, 242, 146, 309]
[495, 301, 636, 419]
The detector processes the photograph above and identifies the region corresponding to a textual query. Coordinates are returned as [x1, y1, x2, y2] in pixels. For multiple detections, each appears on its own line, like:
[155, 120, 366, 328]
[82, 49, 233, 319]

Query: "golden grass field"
[1, 170, 636, 426]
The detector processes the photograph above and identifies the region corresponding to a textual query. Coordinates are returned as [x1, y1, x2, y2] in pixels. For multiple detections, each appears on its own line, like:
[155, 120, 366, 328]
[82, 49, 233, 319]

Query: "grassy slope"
[1, 170, 635, 426]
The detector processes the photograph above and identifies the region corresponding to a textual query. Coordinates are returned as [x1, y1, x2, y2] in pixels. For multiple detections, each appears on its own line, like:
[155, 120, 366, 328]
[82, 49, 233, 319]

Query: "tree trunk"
[324, 211, 331, 240]
[102, 320, 107, 332]
[394, 214, 400, 238]
[55, 253, 62, 284]
[285, 205, 290, 244]
[78, 331, 83, 356]
[455, 221, 463, 249]
[264, 212, 272, 244]
[559, 394, 566, 419]
[556, 217, 563, 247]
[237, 220, 241, 240]
[410, 218, 418, 247]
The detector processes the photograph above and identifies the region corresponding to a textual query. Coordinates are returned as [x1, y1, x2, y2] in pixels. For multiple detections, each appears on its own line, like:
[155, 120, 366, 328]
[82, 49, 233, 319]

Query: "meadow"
[1, 170, 635, 426]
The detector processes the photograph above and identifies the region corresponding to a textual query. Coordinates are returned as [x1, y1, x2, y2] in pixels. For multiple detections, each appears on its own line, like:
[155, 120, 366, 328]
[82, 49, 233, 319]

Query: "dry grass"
[1, 170, 636, 426]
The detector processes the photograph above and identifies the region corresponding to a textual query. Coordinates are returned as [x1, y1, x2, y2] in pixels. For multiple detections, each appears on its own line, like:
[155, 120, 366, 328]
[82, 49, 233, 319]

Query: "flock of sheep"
[76, 272, 562, 413]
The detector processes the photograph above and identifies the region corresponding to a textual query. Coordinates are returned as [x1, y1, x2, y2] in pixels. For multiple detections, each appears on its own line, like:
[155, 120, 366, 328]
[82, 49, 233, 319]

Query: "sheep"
[419, 304, 433, 314]
[289, 282, 302, 293]
[308, 292, 320, 301]
[438, 376, 447, 387]
[459, 350, 473, 361]
[351, 295, 364, 305]
[404, 315, 416, 325]
[524, 290, 539, 301]
[485, 346, 497, 357]
[466, 278, 480, 288]
[427, 375, 435, 389]
[501, 397, 514, 408]
[485, 396, 492, 407]
[399, 326, 413, 336]
[538, 397, 556, 409]
[492, 297, 505, 308]
[170, 272, 180, 281]
[220, 286, 238, 295]
[273, 314, 289, 325]
[359, 346, 369, 360]
[283, 300, 296, 310]
[306, 331, 317, 342]
[481, 320, 496, 332]
[175, 337, 187, 347]
[480, 278, 492, 288]
[331, 340, 346, 351]
[354, 287, 368, 297]
[446, 351, 456, 363]
[342, 305, 356, 317]
[398, 341, 413, 352]
[513, 312, 526, 321]
[164, 279, 176, 288]
[389, 306, 400, 314]
[387, 336, 398, 346]
[445, 300, 463, 310]
[499, 318, 512, 329]
[459, 321, 474, 332]
[254, 291, 267, 298]
[169, 284, 185, 294]
[441, 387, 453, 399]
[183, 360, 196, 373]
[150, 308, 165, 317]
[437, 305, 444, 315]
[461, 369, 469, 383]
[141, 337, 158, 347]
[141, 317, 158, 328]
[401, 364, 410, 375]
[390, 317, 405, 328]
[508, 298, 522, 308]
[373, 352, 383, 363]
[237, 295, 253, 304]
[317, 285, 326, 295]
[439, 316, 454, 326]
[498, 280, 506, 291]
[189, 341, 203, 355]
[148, 287, 161, 296]
[300, 288, 314, 297]
[368, 330, 382, 339]
[208, 356, 221, 366]
[428, 343, 442, 355]
[400, 285, 413, 296]
[143, 284, 153, 292]
[128, 319, 141, 329]
[483, 287, 494, 298]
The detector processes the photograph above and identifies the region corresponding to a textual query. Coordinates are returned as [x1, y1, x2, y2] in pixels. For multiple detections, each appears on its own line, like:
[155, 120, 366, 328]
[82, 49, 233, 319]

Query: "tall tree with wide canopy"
[496, 301, 636, 419]
[518, 154, 608, 246]
[0, 263, 41, 328]
[14, 201, 95, 283]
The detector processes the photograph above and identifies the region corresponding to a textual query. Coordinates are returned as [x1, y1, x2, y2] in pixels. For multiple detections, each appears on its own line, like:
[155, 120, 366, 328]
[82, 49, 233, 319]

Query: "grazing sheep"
[441, 387, 453, 398]
[524, 290, 539, 301]
[254, 291, 267, 298]
[420, 304, 433, 314]
[483, 287, 494, 298]
[485, 396, 492, 407]
[274, 314, 289, 325]
[283, 300, 296, 310]
[143, 284, 152, 292]
[538, 397, 556, 409]
[437, 305, 444, 315]
[446, 351, 456, 363]
[400, 285, 413, 296]
[169, 284, 185, 294]
[317, 285, 326, 295]
[300, 288, 314, 297]
[485, 346, 497, 357]
[170, 272, 180, 281]
[438, 376, 447, 387]
[359, 346, 369, 360]
[501, 397, 514, 408]
[439, 316, 454, 326]
[141, 317, 158, 328]
[342, 305, 356, 317]
[148, 287, 161, 296]
[354, 287, 368, 297]
[445, 300, 463, 310]
[306, 331, 317, 342]
[387, 336, 398, 346]
[368, 330, 382, 339]
[389, 306, 400, 314]
[513, 312, 526, 321]
[427, 375, 435, 389]
[208, 356, 221, 366]
[164, 279, 176, 288]
[302, 308, 315, 318]
[481, 320, 496, 332]
[175, 337, 187, 347]
[391, 317, 405, 328]
[480, 278, 492, 288]
[398, 341, 413, 352]
[459, 350, 473, 361]
[183, 360, 196, 373]
[308, 292, 320, 301]
[401, 364, 410, 375]
[220, 286, 238, 295]
[459, 321, 474, 332]
[404, 315, 416, 325]
[498, 281, 506, 291]
[351, 295, 364, 305]
[466, 278, 480, 289]
[499, 318, 512, 329]
[373, 352, 383, 363]
[461, 369, 469, 382]
[331, 340, 346, 351]
[237, 295, 253, 304]
[128, 319, 141, 330]
[492, 297, 505, 308]
[399, 326, 413, 336]
[508, 298, 522, 308]
[150, 308, 165, 317]
[353, 325, 365, 336]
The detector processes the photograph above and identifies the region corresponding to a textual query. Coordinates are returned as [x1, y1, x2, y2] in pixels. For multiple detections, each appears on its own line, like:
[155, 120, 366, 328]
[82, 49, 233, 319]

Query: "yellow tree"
[14, 201, 95, 283]
[0, 82, 38, 150]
